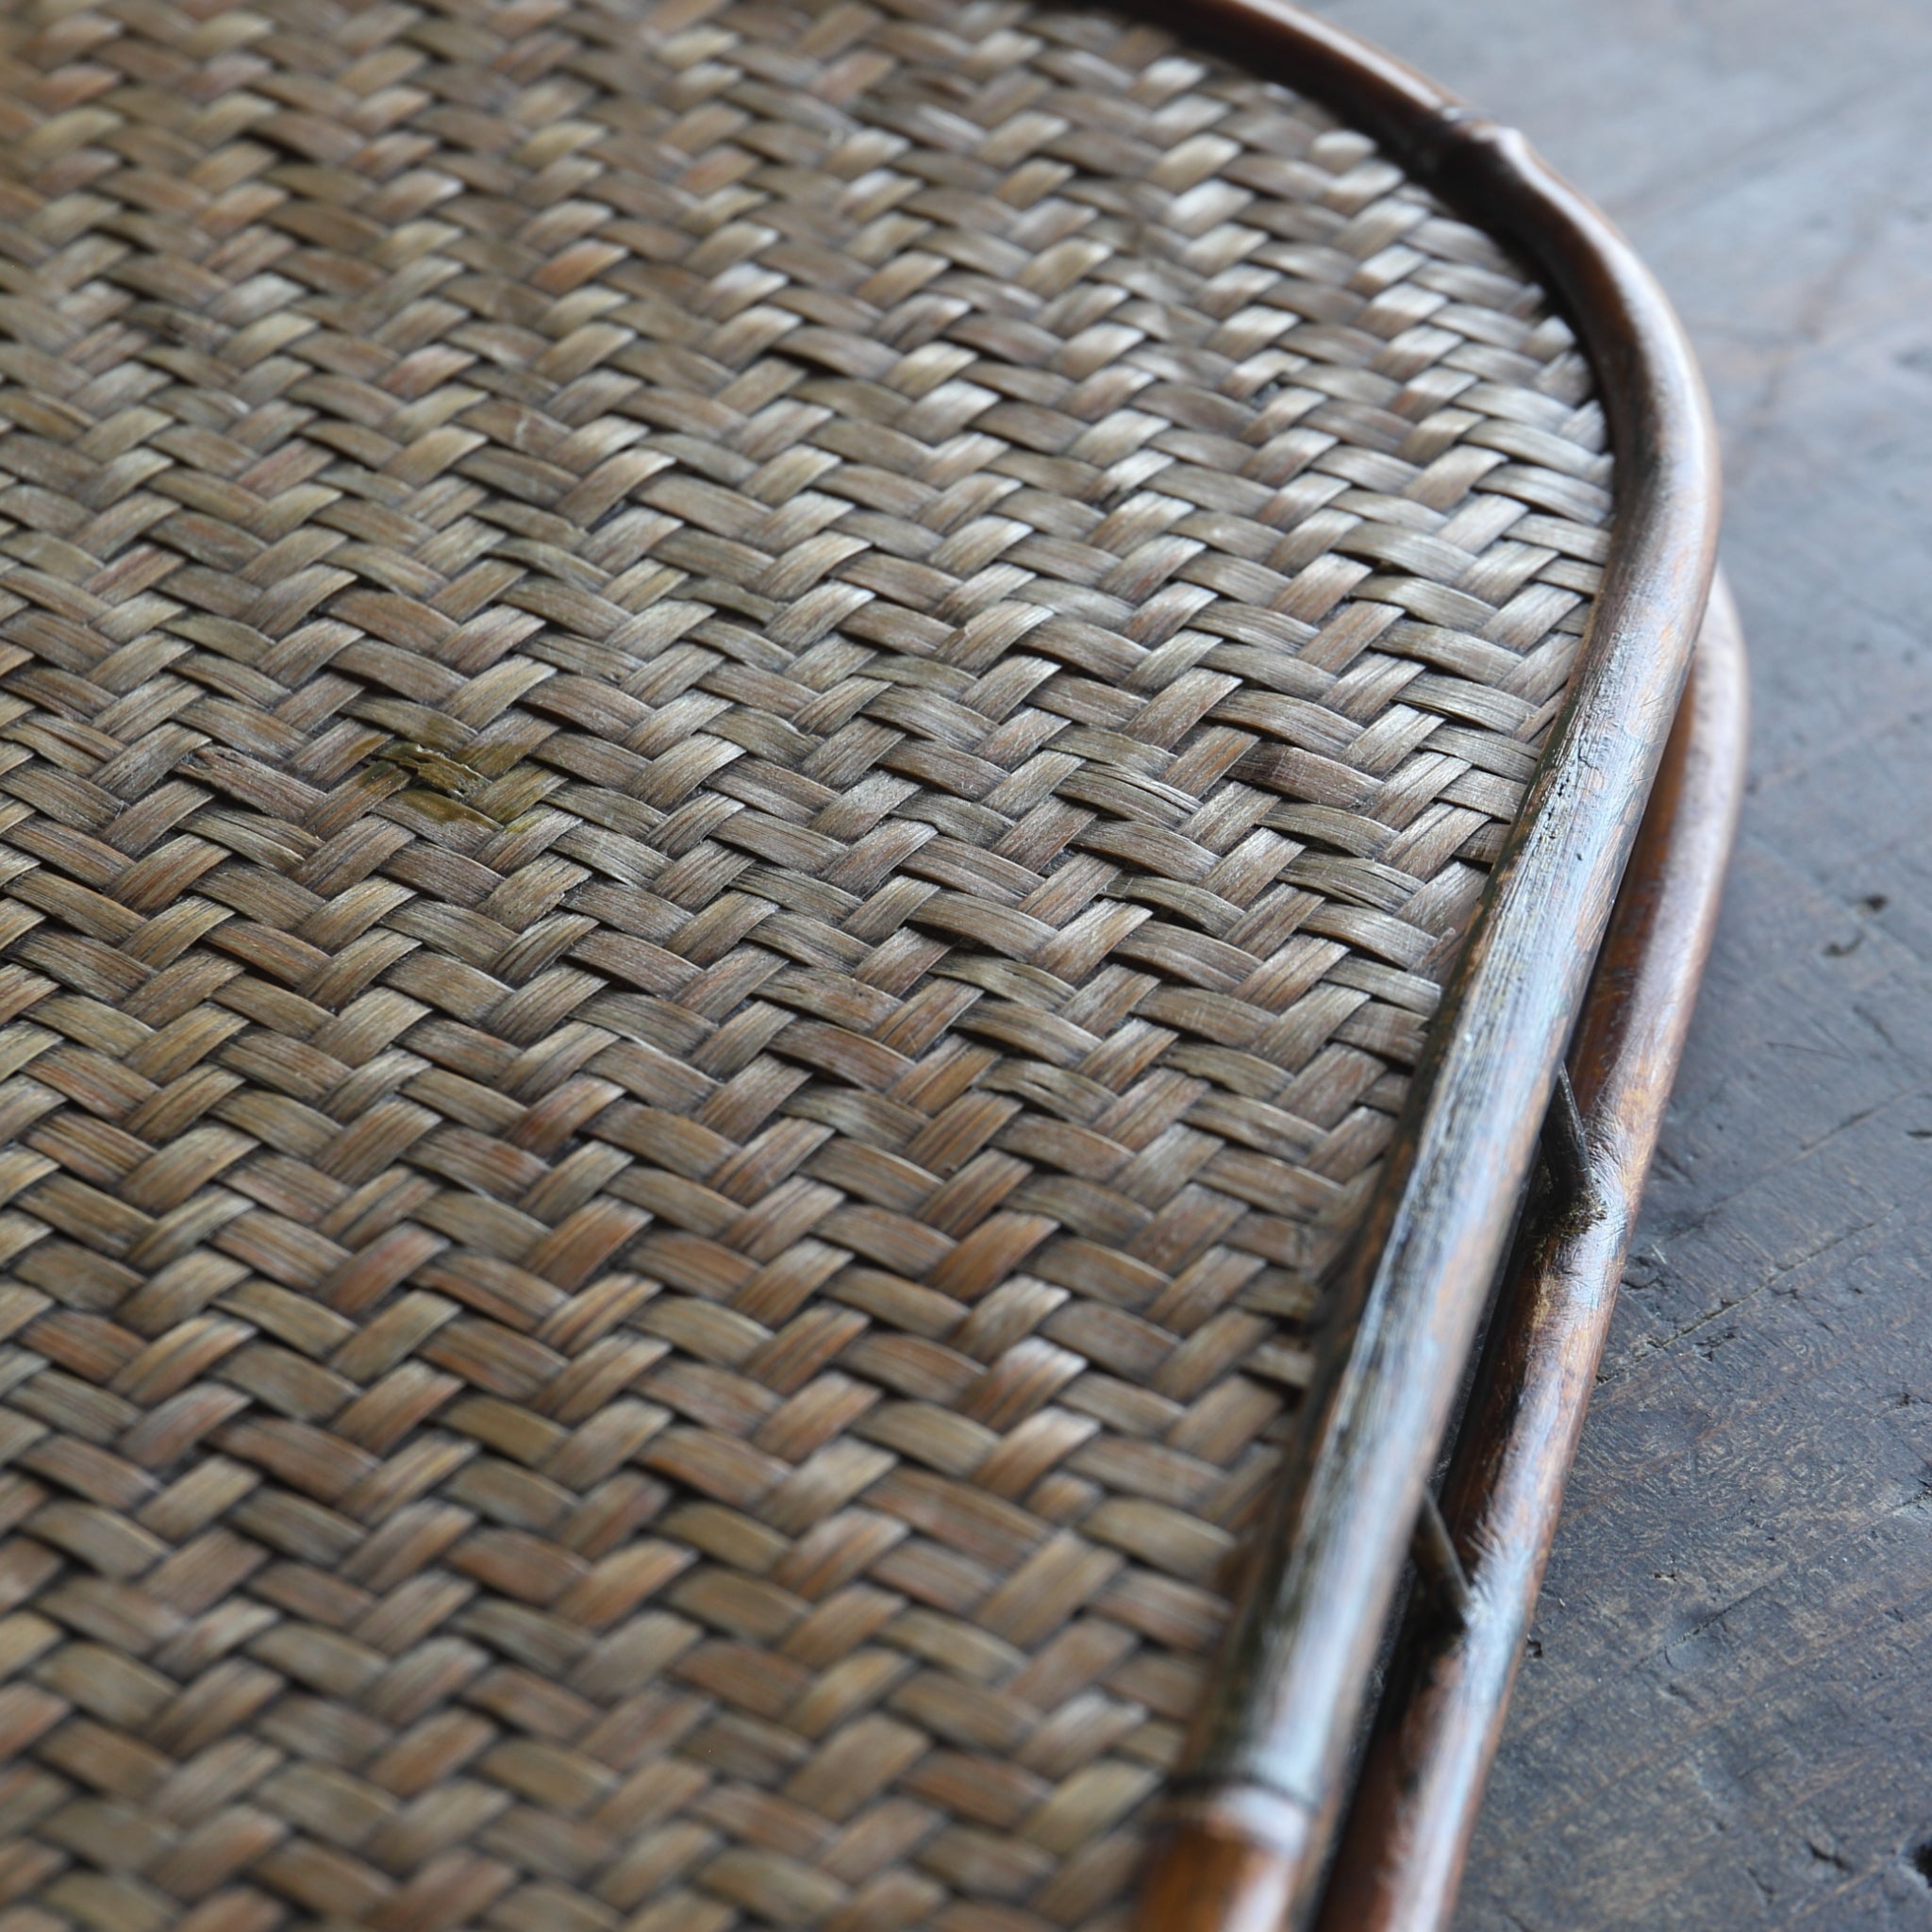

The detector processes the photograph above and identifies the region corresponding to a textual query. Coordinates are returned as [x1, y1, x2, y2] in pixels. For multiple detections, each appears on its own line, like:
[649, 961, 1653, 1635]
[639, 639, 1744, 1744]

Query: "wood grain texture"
[1315, 1, 1932, 1926]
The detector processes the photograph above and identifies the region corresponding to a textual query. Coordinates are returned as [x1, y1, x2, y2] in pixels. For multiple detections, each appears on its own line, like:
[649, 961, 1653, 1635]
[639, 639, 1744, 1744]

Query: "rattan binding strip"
[0, 3, 1610, 1928]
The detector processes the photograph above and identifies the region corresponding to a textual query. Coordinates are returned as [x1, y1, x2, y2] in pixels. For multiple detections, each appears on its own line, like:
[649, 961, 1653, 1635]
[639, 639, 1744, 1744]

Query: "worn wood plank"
[1317, 0, 1932, 1924]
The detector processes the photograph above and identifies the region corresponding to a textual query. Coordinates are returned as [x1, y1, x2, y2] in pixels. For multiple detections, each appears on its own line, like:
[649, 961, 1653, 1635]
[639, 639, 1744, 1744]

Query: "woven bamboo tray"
[0, 3, 1734, 1929]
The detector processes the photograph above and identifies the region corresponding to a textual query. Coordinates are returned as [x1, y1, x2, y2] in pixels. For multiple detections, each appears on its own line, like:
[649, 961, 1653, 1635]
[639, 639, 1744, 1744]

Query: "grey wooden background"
[1311, 1, 1932, 1925]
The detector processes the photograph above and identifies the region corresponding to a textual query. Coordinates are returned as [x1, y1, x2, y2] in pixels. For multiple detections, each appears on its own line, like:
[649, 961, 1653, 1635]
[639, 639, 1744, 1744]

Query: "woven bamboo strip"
[0, 3, 1609, 1926]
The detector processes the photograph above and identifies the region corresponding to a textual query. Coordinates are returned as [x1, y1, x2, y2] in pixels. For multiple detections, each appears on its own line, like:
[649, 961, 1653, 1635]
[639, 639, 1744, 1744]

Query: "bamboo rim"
[1135, 4, 1722, 1924]
[1318, 574, 1748, 1931]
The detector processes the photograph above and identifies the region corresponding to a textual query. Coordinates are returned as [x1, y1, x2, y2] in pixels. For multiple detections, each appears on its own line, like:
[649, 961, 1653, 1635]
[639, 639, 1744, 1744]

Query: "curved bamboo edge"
[1314, 575, 1750, 1932]
[1134, 4, 1724, 1925]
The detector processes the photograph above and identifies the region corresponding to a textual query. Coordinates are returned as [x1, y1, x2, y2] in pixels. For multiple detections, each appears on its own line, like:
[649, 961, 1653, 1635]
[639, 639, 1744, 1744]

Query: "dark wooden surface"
[1313, 1, 1932, 1925]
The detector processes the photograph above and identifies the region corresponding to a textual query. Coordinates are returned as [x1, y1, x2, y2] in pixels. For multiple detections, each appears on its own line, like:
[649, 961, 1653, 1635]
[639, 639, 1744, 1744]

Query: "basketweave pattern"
[0, 0, 1612, 1927]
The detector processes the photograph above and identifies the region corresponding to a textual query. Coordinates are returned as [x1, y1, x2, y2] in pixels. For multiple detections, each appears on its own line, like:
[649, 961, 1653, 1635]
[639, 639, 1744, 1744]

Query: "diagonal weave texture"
[0, 1, 1615, 1928]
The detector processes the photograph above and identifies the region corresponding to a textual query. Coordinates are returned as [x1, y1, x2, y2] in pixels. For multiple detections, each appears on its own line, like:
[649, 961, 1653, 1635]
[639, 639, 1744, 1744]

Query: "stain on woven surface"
[0, 1, 1609, 1925]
